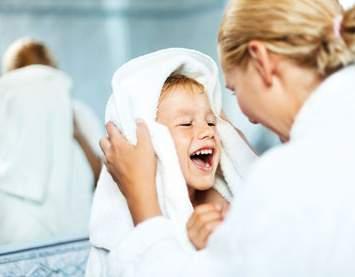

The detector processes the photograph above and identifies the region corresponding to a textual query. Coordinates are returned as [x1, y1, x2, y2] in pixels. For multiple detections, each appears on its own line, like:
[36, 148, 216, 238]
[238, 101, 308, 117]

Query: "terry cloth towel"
[89, 48, 257, 253]
[0, 65, 74, 202]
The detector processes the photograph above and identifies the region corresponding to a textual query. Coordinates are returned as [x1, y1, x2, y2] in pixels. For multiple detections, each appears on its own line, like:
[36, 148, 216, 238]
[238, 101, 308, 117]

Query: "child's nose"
[196, 125, 215, 140]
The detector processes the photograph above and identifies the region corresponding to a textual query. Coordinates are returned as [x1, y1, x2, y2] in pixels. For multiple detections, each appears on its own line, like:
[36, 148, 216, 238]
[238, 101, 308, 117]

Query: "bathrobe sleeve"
[103, 140, 355, 276]
[105, 217, 213, 276]
[101, 146, 291, 277]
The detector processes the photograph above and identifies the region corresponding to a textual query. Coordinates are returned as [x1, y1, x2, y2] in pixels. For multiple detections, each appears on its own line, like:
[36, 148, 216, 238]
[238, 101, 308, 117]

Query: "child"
[86, 48, 256, 276]
[158, 74, 225, 206]
[157, 74, 230, 249]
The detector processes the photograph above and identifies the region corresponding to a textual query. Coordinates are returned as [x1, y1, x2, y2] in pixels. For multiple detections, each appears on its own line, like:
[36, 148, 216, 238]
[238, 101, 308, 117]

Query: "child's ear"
[247, 40, 274, 87]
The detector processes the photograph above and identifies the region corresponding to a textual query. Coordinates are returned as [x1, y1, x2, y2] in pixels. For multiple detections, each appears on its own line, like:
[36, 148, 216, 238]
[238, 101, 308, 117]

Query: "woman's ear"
[247, 40, 274, 87]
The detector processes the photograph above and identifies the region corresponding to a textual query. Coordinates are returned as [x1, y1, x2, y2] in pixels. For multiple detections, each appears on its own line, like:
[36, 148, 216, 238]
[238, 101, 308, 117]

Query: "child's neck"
[188, 187, 208, 207]
[189, 186, 229, 208]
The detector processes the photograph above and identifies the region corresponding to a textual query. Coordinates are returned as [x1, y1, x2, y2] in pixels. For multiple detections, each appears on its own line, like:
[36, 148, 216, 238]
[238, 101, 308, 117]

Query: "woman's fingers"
[136, 120, 152, 147]
[188, 216, 222, 250]
[106, 121, 128, 146]
[197, 219, 222, 247]
[99, 119, 160, 225]
[187, 204, 218, 229]
[187, 204, 224, 250]
[99, 136, 111, 156]
[222, 202, 230, 218]
[101, 122, 130, 169]
[191, 209, 222, 231]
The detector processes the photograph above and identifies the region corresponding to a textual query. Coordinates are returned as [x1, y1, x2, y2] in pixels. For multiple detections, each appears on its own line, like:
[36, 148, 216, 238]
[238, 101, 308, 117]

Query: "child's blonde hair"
[218, 0, 355, 76]
[2, 38, 57, 73]
[160, 74, 204, 102]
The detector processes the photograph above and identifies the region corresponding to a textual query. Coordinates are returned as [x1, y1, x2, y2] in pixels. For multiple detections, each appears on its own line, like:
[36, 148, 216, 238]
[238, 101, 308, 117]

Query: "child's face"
[157, 86, 221, 191]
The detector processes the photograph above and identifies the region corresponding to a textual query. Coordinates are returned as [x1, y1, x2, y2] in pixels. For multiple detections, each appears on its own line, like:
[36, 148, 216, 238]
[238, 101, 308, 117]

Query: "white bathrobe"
[0, 65, 94, 245]
[88, 65, 355, 277]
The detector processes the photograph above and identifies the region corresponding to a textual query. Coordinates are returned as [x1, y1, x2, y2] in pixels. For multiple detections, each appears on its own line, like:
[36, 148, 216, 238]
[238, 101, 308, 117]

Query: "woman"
[97, 0, 355, 276]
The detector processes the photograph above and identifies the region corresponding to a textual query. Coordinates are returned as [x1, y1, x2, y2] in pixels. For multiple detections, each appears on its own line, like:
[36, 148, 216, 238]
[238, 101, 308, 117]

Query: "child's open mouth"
[190, 147, 215, 172]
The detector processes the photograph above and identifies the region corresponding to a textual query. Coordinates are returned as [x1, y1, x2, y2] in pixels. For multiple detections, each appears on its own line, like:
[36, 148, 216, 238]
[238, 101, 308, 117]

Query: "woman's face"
[224, 66, 261, 125]
[221, 39, 324, 143]
[223, 63, 293, 142]
[157, 87, 221, 192]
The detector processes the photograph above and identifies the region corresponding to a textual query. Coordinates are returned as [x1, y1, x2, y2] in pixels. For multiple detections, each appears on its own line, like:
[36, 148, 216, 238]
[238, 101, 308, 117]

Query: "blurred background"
[1, 0, 352, 251]
[0, 0, 280, 154]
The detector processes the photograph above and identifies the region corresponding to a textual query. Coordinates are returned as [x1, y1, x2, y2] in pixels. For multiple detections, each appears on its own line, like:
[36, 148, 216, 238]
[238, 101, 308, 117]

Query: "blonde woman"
[98, 0, 355, 276]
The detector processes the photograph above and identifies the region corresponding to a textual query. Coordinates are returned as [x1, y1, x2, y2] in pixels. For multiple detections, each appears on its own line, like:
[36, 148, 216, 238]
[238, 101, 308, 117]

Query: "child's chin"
[189, 179, 215, 191]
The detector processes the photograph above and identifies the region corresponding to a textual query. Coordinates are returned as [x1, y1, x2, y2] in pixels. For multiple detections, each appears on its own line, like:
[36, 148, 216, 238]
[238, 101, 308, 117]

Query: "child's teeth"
[193, 149, 213, 156]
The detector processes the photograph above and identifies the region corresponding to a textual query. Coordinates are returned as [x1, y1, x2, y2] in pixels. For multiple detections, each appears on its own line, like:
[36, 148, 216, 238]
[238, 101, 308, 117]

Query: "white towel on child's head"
[89, 48, 257, 253]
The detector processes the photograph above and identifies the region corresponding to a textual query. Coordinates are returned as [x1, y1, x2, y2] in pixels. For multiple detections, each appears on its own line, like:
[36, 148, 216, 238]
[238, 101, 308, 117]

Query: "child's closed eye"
[208, 122, 216, 127]
[179, 122, 192, 127]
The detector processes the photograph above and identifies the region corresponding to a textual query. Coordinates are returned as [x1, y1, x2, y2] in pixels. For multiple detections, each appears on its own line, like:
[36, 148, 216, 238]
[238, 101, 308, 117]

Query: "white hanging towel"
[0, 65, 93, 245]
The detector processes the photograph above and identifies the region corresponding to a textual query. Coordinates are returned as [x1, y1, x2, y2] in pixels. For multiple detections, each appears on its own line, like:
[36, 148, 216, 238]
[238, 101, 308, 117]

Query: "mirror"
[0, 0, 278, 252]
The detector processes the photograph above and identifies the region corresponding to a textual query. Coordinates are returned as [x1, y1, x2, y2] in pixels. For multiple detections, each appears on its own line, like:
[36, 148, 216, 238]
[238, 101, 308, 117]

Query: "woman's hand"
[100, 120, 161, 225]
[187, 203, 227, 250]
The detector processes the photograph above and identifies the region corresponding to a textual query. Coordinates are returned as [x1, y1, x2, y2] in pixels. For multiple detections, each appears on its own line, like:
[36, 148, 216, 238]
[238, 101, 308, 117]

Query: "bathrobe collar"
[291, 65, 355, 141]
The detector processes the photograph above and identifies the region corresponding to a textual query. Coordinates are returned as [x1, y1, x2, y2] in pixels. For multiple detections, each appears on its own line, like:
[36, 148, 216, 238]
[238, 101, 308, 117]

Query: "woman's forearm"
[126, 186, 162, 225]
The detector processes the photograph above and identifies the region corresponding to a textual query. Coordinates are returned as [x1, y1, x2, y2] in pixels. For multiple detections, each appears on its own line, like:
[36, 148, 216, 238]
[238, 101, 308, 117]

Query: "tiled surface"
[0, 238, 90, 277]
